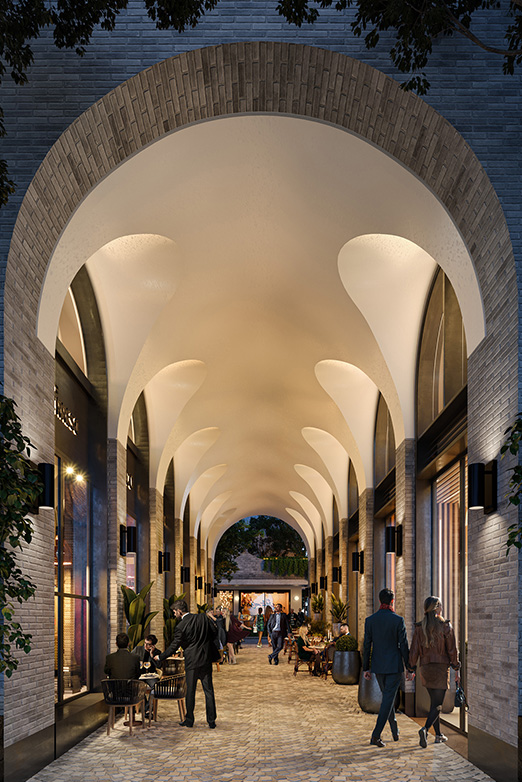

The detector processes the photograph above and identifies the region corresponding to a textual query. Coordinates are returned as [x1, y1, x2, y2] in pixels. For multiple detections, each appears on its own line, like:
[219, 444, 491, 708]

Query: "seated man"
[104, 632, 141, 679]
[338, 623, 350, 637]
[132, 633, 162, 673]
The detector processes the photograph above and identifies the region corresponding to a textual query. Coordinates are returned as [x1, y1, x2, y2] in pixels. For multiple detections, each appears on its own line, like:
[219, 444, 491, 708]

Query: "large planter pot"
[358, 671, 382, 713]
[332, 650, 361, 685]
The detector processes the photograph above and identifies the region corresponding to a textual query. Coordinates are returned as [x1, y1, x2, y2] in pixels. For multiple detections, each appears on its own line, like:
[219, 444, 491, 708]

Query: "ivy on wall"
[262, 556, 308, 578]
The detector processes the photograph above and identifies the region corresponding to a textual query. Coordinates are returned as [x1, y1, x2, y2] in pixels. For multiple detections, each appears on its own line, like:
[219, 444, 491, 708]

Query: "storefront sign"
[54, 386, 79, 436]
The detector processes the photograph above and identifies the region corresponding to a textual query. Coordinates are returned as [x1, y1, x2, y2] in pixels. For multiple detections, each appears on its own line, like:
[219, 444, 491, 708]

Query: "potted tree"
[329, 593, 348, 636]
[121, 582, 158, 650]
[311, 592, 324, 621]
[332, 633, 360, 684]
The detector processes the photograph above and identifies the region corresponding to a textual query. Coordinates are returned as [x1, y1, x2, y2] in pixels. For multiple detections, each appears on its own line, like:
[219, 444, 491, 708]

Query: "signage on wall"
[126, 473, 133, 491]
[54, 386, 78, 436]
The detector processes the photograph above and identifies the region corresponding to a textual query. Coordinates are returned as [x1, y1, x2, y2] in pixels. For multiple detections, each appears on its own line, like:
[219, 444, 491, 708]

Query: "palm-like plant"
[311, 593, 325, 613]
[330, 593, 348, 623]
[120, 582, 158, 650]
[163, 592, 186, 649]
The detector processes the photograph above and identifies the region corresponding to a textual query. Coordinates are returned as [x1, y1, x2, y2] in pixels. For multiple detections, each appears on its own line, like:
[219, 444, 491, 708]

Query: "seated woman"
[296, 626, 321, 675]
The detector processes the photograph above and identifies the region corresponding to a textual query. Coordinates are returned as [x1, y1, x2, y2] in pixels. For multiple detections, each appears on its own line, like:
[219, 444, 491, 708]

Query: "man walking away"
[267, 603, 293, 666]
[362, 588, 413, 747]
[155, 599, 220, 728]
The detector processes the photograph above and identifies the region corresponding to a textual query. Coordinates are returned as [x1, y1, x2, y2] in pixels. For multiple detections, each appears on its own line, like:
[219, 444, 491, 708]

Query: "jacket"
[362, 608, 410, 674]
[267, 611, 293, 638]
[409, 620, 460, 669]
[158, 612, 220, 671]
[104, 648, 141, 679]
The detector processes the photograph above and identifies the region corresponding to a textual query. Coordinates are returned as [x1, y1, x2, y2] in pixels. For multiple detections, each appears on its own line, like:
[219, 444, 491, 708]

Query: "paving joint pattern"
[29, 644, 494, 781]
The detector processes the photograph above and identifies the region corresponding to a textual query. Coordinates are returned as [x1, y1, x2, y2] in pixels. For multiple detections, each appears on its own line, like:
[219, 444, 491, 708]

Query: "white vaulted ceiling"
[39, 114, 484, 547]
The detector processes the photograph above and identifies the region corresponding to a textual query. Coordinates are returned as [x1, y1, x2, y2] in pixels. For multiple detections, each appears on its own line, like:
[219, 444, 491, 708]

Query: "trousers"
[184, 663, 217, 725]
[269, 631, 285, 662]
[372, 672, 401, 740]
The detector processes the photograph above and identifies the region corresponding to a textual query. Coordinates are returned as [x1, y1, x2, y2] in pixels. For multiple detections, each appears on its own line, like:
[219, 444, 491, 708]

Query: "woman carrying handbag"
[409, 596, 460, 747]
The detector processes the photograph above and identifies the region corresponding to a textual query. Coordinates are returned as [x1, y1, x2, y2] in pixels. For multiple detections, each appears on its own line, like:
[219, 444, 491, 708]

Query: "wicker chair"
[101, 679, 149, 736]
[150, 674, 187, 723]
[322, 643, 336, 679]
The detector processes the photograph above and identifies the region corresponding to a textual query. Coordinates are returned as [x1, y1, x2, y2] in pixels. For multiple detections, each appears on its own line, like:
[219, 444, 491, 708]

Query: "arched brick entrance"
[3, 41, 518, 768]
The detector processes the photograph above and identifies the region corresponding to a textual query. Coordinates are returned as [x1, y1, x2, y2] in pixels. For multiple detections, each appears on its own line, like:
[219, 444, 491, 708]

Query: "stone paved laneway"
[29, 644, 493, 782]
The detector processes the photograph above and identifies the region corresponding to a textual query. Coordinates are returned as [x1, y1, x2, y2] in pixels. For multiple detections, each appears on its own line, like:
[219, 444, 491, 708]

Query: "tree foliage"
[1, 0, 521, 208]
[214, 515, 306, 582]
[501, 413, 522, 553]
[0, 395, 42, 676]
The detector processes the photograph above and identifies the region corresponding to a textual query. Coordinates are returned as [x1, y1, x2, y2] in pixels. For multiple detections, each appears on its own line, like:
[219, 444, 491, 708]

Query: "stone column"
[107, 439, 128, 646]
[395, 438, 416, 713]
[339, 518, 349, 606]
[174, 517, 183, 597]
[357, 488, 374, 643]
[325, 535, 334, 624]
[149, 488, 164, 638]
[189, 536, 198, 611]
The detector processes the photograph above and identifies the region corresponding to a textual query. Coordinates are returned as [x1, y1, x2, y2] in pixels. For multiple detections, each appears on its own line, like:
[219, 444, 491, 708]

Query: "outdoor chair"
[322, 643, 336, 680]
[102, 679, 149, 736]
[287, 639, 298, 663]
[150, 674, 187, 723]
[293, 654, 314, 676]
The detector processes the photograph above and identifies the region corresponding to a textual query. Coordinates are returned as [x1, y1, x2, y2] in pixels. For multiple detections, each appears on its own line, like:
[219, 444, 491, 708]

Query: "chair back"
[162, 657, 185, 676]
[153, 674, 187, 700]
[325, 643, 336, 662]
[101, 679, 147, 706]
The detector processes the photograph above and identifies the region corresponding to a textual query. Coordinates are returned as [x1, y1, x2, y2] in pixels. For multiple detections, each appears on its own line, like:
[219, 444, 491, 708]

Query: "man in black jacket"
[104, 632, 141, 679]
[156, 600, 219, 728]
[267, 603, 293, 665]
[362, 588, 412, 748]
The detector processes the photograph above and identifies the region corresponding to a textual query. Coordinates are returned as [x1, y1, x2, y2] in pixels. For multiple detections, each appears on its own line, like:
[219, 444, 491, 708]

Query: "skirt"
[419, 662, 450, 689]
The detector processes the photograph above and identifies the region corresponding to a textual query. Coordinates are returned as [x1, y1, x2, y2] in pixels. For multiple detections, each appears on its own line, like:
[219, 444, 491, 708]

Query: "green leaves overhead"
[501, 414, 522, 554]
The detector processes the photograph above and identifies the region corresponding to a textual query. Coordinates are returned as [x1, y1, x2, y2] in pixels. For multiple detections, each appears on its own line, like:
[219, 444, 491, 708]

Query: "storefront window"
[54, 456, 90, 702]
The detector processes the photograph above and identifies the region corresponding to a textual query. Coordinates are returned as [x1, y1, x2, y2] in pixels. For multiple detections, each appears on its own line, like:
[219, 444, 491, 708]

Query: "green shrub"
[335, 633, 358, 652]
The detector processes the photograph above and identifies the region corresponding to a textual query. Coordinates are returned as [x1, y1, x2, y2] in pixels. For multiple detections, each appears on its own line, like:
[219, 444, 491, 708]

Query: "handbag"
[454, 685, 468, 710]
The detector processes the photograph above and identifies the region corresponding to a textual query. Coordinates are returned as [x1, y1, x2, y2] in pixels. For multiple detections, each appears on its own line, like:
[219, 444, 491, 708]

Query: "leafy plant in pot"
[121, 582, 158, 650]
[329, 593, 348, 636]
[332, 633, 361, 685]
[311, 592, 324, 618]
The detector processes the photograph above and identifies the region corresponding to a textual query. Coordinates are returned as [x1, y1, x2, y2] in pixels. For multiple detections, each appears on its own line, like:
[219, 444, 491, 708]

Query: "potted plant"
[121, 582, 158, 650]
[163, 591, 186, 649]
[311, 592, 324, 620]
[332, 633, 360, 684]
[357, 655, 383, 713]
[329, 593, 348, 636]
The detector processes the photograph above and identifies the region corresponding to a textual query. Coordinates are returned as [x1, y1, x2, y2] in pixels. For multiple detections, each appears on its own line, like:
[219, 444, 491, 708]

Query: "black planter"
[358, 670, 383, 713]
[332, 650, 361, 685]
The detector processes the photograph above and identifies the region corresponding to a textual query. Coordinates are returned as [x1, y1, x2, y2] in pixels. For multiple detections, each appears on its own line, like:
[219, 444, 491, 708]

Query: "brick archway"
[3, 41, 518, 759]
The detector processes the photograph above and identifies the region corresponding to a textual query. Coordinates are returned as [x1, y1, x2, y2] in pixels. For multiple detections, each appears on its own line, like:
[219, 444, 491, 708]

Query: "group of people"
[363, 588, 460, 749]
[104, 590, 460, 745]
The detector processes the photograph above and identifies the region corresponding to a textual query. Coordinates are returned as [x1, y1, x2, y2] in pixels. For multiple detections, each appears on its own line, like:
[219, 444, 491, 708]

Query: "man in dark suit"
[267, 603, 293, 665]
[155, 599, 219, 729]
[132, 633, 162, 673]
[104, 632, 141, 679]
[362, 588, 412, 748]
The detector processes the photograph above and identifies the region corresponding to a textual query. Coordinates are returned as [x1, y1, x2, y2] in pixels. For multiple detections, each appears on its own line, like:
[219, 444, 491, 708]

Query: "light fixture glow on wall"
[468, 460, 497, 513]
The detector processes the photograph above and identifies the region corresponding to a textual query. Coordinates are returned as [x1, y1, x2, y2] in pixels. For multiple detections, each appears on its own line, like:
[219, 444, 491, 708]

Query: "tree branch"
[445, 7, 522, 57]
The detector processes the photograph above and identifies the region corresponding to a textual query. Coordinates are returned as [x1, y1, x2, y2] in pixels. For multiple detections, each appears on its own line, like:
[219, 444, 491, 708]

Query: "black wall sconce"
[182, 566, 191, 583]
[38, 463, 54, 510]
[195, 576, 203, 590]
[157, 551, 171, 574]
[158, 550, 163, 574]
[120, 524, 137, 556]
[396, 525, 403, 557]
[469, 460, 497, 514]
[205, 582, 211, 595]
[311, 582, 318, 594]
[332, 567, 342, 583]
[319, 575, 327, 590]
[352, 551, 364, 574]
[213, 586, 218, 598]
[385, 526, 396, 554]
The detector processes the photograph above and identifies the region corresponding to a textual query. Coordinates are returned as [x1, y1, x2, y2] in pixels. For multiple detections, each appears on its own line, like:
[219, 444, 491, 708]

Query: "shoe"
[179, 720, 194, 728]
[257, 644, 262, 648]
[268, 655, 272, 665]
[273, 659, 279, 665]
[208, 722, 216, 729]
[392, 731, 399, 742]
[370, 737, 385, 748]
[419, 728, 428, 748]
[435, 734, 448, 743]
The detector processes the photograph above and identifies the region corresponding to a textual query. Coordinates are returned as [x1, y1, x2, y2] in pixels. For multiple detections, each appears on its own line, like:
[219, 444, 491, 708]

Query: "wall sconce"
[158, 551, 171, 574]
[385, 526, 396, 554]
[352, 551, 364, 574]
[396, 525, 403, 557]
[332, 567, 342, 583]
[158, 550, 163, 574]
[119, 524, 137, 556]
[319, 576, 327, 590]
[311, 582, 318, 594]
[213, 586, 218, 598]
[38, 463, 54, 510]
[469, 460, 497, 514]
[205, 582, 211, 595]
[195, 576, 203, 590]
[182, 566, 190, 583]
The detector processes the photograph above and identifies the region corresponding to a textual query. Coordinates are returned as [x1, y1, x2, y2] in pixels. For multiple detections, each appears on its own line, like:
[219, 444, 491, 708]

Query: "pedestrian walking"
[267, 603, 293, 666]
[253, 607, 265, 647]
[362, 588, 413, 747]
[409, 596, 460, 747]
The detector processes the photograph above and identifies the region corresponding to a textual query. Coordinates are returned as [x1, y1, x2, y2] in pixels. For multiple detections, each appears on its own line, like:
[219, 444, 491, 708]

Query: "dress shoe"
[208, 722, 216, 729]
[435, 733, 448, 743]
[268, 655, 272, 664]
[273, 659, 279, 665]
[370, 737, 385, 748]
[179, 720, 194, 728]
[392, 731, 399, 742]
[419, 727, 428, 748]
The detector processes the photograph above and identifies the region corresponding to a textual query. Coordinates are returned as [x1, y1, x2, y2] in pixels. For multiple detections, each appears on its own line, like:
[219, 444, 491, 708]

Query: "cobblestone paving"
[29, 644, 493, 782]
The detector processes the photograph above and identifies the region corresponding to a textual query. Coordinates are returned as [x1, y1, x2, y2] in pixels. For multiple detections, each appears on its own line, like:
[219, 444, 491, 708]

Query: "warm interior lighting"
[65, 466, 75, 476]
[74, 473, 84, 483]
